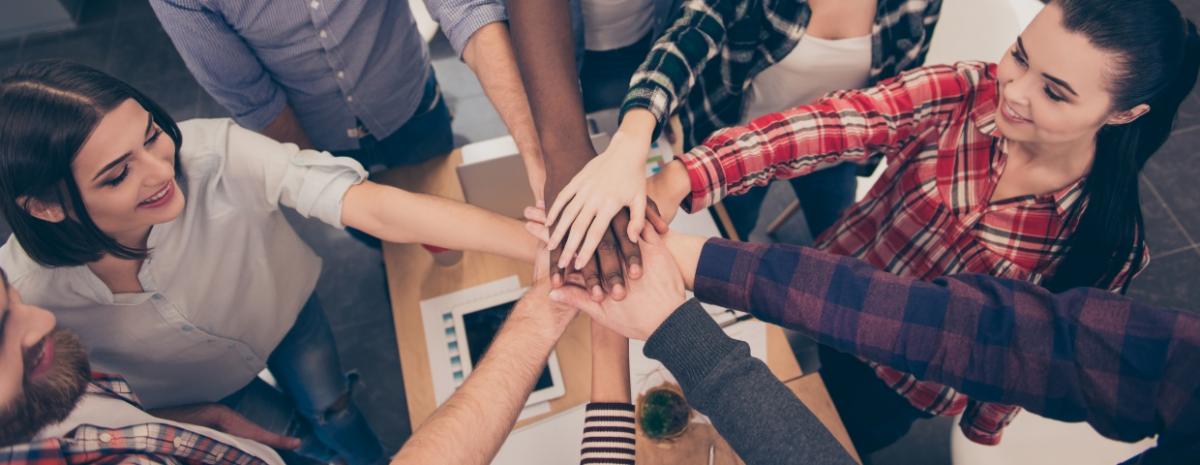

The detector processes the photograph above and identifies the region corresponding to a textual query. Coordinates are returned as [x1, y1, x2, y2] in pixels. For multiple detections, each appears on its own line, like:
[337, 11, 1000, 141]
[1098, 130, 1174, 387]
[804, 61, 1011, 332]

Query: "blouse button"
[174, 436, 185, 449]
[99, 432, 112, 443]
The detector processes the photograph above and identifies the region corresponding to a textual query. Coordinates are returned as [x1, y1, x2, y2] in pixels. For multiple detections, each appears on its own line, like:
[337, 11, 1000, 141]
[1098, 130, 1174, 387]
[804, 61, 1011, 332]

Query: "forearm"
[341, 182, 539, 262]
[462, 22, 545, 192]
[393, 291, 575, 465]
[579, 324, 636, 465]
[644, 300, 856, 465]
[589, 323, 631, 403]
[260, 104, 316, 150]
[507, 0, 593, 174]
[687, 239, 1194, 429]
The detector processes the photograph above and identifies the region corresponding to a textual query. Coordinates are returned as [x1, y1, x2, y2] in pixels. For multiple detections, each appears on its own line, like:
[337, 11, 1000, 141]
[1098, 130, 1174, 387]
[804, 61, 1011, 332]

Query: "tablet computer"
[451, 287, 566, 406]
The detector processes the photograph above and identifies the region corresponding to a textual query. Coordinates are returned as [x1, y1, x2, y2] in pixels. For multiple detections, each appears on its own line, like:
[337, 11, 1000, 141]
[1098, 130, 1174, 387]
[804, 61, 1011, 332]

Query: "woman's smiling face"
[66, 99, 186, 241]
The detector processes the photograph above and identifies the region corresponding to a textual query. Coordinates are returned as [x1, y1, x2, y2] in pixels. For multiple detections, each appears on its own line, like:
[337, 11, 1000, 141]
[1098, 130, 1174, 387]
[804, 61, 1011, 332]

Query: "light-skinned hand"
[547, 226, 686, 340]
[545, 111, 658, 272]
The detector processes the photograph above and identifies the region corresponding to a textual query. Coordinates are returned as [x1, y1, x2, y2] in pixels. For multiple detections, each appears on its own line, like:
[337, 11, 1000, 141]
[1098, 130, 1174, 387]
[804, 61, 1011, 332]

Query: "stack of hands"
[525, 203, 685, 342]
[535, 109, 692, 305]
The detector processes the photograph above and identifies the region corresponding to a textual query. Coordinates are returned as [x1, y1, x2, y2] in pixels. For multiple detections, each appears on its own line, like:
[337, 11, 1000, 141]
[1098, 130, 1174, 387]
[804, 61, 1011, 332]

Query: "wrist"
[652, 160, 690, 208]
[619, 108, 659, 141]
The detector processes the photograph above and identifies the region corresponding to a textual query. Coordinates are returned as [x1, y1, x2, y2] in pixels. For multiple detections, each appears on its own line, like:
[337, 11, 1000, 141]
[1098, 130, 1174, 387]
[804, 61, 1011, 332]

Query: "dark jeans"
[723, 162, 858, 240]
[818, 345, 932, 460]
[222, 295, 387, 465]
[334, 71, 454, 170]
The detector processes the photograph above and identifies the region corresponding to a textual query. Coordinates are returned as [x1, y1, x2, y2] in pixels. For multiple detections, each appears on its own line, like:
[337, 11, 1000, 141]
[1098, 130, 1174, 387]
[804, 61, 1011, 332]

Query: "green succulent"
[639, 388, 690, 439]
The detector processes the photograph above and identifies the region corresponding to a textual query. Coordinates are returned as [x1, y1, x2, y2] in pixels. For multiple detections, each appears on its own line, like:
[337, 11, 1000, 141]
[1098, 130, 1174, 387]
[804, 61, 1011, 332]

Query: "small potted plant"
[637, 382, 693, 441]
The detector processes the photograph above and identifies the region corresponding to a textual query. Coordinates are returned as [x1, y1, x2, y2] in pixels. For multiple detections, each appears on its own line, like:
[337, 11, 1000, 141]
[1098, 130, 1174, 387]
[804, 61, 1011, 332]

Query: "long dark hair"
[1042, 0, 1199, 293]
[0, 60, 184, 267]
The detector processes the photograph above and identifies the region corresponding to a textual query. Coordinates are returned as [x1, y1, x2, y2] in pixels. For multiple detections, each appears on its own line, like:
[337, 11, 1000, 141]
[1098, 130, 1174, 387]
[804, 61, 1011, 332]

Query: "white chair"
[950, 411, 1156, 465]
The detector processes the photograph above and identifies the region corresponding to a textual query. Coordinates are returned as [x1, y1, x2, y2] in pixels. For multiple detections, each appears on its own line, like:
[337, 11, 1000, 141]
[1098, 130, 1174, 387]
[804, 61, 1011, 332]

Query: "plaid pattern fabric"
[0, 374, 271, 465]
[677, 62, 1147, 444]
[692, 239, 1199, 463]
[580, 403, 637, 464]
[621, 0, 943, 147]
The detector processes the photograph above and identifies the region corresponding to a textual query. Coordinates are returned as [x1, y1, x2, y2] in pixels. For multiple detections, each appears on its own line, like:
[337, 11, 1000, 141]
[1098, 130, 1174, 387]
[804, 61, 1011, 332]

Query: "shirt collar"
[87, 372, 142, 407]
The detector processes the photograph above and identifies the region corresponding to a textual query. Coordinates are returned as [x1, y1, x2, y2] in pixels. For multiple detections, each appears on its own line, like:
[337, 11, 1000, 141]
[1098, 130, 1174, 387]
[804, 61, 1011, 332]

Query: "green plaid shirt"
[621, 0, 943, 148]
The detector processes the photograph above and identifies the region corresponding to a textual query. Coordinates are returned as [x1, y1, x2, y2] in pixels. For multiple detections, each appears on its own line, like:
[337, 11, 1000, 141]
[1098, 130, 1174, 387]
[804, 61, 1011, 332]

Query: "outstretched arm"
[507, 0, 647, 301]
[391, 280, 578, 465]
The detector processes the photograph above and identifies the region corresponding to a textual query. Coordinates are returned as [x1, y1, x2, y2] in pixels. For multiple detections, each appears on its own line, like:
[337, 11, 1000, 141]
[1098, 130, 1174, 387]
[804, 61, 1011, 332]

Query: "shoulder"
[0, 235, 55, 289]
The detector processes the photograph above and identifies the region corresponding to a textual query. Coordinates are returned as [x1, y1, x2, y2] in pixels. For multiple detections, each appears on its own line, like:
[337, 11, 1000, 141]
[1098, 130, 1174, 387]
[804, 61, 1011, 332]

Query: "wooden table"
[376, 150, 860, 463]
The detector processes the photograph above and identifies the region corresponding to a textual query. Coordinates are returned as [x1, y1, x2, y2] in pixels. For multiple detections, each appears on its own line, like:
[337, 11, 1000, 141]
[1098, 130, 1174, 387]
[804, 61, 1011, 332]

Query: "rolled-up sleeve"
[222, 122, 367, 228]
[150, 0, 288, 130]
[423, 0, 507, 57]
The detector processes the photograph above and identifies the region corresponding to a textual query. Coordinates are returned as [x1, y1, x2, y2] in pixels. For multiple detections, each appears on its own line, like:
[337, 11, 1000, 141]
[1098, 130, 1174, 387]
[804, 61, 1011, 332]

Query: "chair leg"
[766, 200, 802, 236]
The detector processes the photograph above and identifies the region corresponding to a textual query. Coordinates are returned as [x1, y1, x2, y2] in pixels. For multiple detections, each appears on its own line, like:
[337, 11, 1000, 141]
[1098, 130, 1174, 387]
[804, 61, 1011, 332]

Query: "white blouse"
[580, 0, 655, 51]
[0, 118, 368, 408]
[744, 34, 873, 120]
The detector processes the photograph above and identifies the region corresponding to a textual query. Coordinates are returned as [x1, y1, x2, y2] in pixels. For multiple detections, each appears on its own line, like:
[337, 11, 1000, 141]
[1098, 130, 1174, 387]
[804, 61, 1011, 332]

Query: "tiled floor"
[1, 1, 1198, 464]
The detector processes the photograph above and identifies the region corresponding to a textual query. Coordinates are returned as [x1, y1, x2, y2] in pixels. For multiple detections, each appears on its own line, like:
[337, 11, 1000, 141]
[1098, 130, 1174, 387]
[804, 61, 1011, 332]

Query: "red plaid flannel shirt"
[677, 61, 1147, 445]
[0, 373, 273, 465]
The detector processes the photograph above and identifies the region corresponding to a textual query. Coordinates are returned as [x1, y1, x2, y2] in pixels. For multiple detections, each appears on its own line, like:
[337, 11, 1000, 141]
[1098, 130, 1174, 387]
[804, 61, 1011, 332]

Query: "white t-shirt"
[581, 0, 655, 51]
[0, 118, 368, 408]
[744, 34, 873, 120]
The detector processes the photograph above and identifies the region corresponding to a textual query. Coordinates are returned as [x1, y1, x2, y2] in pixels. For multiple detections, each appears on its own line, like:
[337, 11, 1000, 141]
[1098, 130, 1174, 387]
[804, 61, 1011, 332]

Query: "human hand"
[547, 226, 686, 340]
[645, 159, 692, 225]
[544, 160, 636, 301]
[149, 403, 302, 450]
[513, 277, 579, 339]
[526, 205, 669, 301]
[546, 111, 658, 271]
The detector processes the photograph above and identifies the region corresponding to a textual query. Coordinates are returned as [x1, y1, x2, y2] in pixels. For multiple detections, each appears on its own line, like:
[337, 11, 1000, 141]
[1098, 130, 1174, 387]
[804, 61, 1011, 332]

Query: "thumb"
[217, 407, 303, 450]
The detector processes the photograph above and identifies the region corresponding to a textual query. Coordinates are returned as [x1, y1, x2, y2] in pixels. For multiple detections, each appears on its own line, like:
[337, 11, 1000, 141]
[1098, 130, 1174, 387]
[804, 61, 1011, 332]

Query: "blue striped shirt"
[151, 0, 505, 151]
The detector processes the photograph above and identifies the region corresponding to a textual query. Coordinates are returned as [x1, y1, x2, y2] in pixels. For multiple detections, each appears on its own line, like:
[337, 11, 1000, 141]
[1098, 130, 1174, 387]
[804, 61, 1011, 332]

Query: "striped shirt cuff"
[581, 402, 636, 465]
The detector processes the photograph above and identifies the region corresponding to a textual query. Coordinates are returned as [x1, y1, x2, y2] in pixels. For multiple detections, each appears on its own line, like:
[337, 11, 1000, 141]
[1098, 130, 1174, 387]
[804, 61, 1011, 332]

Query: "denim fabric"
[224, 295, 386, 465]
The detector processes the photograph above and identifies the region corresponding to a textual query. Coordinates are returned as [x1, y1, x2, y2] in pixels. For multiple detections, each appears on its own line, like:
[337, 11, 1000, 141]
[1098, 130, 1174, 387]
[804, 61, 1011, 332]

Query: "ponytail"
[1043, 4, 1199, 293]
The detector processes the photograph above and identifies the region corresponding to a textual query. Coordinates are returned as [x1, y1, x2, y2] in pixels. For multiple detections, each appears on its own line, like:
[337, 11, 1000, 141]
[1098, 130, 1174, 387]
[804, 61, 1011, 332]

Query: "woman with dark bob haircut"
[0, 60, 541, 465]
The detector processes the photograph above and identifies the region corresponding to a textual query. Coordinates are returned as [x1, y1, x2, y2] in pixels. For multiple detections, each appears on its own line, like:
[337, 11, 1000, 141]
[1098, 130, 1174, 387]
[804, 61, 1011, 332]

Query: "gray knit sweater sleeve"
[643, 299, 857, 465]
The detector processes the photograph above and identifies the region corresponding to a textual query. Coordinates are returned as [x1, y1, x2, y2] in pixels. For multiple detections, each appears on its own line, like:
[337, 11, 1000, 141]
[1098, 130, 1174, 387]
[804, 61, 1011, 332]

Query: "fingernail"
[591, 286, 604, 301]
[629, 264, 642, 277]
[612, 283, 625, 297]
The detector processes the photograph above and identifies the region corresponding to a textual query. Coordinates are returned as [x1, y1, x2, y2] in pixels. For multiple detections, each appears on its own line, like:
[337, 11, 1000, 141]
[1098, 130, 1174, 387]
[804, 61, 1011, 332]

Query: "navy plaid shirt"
[693, 238, 1200, 464]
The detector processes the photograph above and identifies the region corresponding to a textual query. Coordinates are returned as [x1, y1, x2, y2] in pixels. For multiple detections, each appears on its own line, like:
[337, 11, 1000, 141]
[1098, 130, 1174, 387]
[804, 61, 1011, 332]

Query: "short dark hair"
[0, 60, 184, 267]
